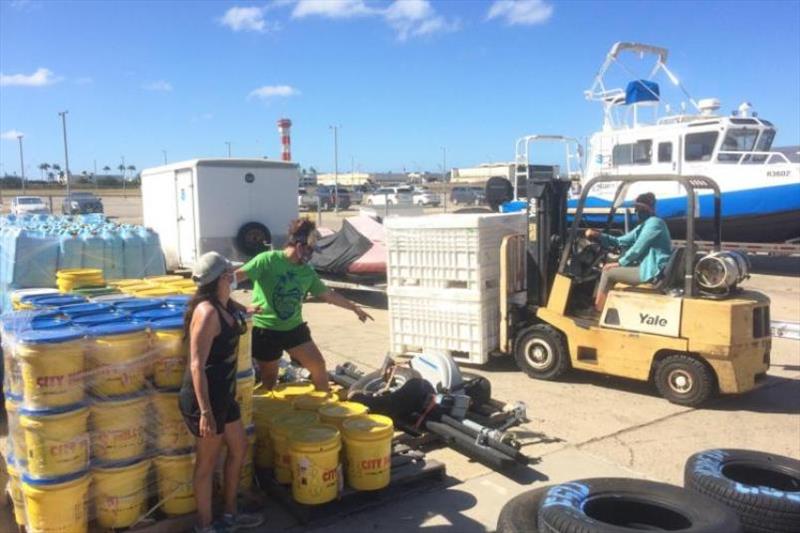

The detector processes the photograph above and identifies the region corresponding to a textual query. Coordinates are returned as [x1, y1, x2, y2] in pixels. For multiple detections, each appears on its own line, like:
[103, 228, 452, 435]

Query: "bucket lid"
[272, 411, 320, 433]
[33, 295, 87, 308]
[22, 469, 90, 486]
[133, 307, 183, 321]
[150, 316, 185, 331]
[72, 311, 130, 326]
[114, 299, 163, 312]
[154, 386, 181, 395]
[342, 414, 394, 439]
[289, 424, 340, 448]
[91, 294, 135, 304]
[272, 382, 315, 399]
[90, 389, 150, 404]
[293, 392, 336, 410]
[19, 292, 63, 304]
[156, 448, 196, 460]
[236, 368, 255, 380]
[1, 310, 59, 331]
[92, 455, 151, 472]
[20, 401, 89, 417]
[319, 401, 369, 419]
[88, 321, 148, 337]
[58, 302, 112, 318]
[164, 295, 191, 307]
[30, 317, 72, 330]
[57, 268, 102, 278]
[16, 325, 86, 345]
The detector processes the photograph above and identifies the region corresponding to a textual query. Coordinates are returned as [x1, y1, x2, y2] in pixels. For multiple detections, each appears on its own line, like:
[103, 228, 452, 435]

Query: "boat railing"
[716, 150, 793, 165]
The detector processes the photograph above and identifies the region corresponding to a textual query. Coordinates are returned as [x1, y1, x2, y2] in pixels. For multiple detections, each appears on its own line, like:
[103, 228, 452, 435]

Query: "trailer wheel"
[685, 449, 800, 533]
[513, 325, 570, 380]
[496, 486, 551, 533]
[537, 478, 741, 533]
[654, 354, 715, 406]
[348, 367, 434, 420]
[235, 222, 271, 257]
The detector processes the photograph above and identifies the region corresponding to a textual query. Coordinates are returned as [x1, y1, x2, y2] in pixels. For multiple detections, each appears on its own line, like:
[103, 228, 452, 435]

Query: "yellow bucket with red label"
[154, 452, 197, 516]
[92, 457, 151, 529]
[342, 414, 394, 491]
[22, 470, 91, 533]
[87, 321, 150, 396]
[289, 424, 342, 505]
[90, 393, 149, 463]
[152, 389, 194, 452]
[270, 410, 320, 484]
[20, 403, 90, 479]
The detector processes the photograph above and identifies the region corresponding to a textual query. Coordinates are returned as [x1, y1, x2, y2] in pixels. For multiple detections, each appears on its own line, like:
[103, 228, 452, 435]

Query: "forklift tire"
[685, 449, 800, 533]
[537, 478, 742, 533]
[235, 222, 271, 257]
[513, 325, 570, 380]
[654, 354, 715, 407]
[496, 486, 551, 533]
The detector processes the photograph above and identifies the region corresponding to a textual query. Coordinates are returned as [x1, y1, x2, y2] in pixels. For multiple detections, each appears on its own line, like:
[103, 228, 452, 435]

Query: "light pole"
[121, 156, 126, 197]
[17, 134, 25, 194]
[441, 146, 447, 211]
[59, 110, 71, 197]
[162, 150, 168, 165]
[225, 142, 231, 158]
[329, 125, 340, 213]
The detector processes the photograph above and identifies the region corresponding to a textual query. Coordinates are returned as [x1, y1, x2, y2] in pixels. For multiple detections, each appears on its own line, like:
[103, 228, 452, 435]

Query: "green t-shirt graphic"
[242, 251, 328, 331]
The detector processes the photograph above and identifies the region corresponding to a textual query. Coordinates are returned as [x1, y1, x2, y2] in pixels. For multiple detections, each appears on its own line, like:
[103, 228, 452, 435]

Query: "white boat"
[577, 42, 800, 243]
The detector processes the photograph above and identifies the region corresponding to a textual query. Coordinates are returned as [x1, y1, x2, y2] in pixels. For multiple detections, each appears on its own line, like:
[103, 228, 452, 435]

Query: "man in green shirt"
[235, 219, 373, 391]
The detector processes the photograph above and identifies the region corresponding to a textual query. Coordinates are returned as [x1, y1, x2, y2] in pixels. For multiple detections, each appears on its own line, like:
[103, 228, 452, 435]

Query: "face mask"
[230, 274, 238, 291]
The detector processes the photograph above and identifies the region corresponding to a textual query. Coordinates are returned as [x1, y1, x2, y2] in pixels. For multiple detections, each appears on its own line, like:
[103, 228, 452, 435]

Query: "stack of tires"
[497, 449, 799, 533]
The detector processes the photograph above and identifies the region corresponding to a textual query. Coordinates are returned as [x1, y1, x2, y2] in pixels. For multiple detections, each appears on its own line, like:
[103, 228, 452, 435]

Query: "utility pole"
[121, 156, 126, 197]
[59, 110, 71, 197]
[93, 159, 98, 191]
[17, 134, 25, 194]
[330, 125, 340, 213]
[162, 150, 168, 165]
[225, 142, 231, 158]
[441, 146, 447, 212]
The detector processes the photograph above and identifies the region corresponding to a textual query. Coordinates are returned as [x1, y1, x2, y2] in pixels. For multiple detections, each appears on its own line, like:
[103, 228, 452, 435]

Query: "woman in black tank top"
[179, 252, 263, 532]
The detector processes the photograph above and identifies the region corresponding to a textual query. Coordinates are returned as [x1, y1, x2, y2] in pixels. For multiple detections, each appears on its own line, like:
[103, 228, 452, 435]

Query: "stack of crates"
[385, 212, 526, 364]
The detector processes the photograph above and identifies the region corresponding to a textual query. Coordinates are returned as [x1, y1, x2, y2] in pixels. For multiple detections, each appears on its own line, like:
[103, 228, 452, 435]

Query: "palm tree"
[117, 164, 126, 179]
[126, 164, 136, 176]
[52, 164, 62, 184]
[39, 163, 50, 180]
[102, 165, 111, 173]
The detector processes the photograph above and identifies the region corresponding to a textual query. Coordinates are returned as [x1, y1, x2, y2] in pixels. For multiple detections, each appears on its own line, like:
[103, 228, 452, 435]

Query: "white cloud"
[0, 67, 59, 87]
[248, 85, 300, 100]
[292, 0, 375, 19]
[220, 6, 269, 32]
[385, 0, 458, 41]
[1, 129, 25, 140]
[487, 0, 553, 26]
[143, 80, 173, 92]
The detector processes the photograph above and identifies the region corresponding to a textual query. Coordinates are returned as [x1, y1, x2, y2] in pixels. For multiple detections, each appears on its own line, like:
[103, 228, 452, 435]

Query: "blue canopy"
[625, 80, 660, 105]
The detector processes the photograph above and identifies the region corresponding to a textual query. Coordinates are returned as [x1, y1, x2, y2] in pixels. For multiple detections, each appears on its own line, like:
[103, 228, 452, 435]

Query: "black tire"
[685, 449, 800, 533]
[654, 354, 715, 406]
[513, 325, 570, 380]
[497, 486, 551, 533]
[460, 371, 491, 409]
[537, 477, 742, 533]
[235, 222, 271, 257]
[348, 367, 433, 420]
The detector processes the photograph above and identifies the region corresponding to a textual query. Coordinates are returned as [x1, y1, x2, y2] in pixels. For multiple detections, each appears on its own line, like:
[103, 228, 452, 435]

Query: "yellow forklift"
[498, 173, 771, 406]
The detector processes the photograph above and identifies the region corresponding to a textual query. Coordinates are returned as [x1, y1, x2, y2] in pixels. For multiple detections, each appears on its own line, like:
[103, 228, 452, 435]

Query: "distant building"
[451, 162, 514, 184]
[299, 174, 317, 187]
[316, 171, 409, 187]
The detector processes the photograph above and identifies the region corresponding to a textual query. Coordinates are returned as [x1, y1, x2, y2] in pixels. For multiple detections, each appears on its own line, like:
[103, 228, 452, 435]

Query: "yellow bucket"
[342, 414, 394, 491]
[154, 453, 197, 516]
[5, 396, 27, 461]
[134, 287, 179, 297]
[293, 391, 338, 412]
[22, 471, 91, 533]
[237, 318, 253, 373]
[236, 369, 256, 427]
[16, 328, 87, 409]
[152, 390, 194, 452]
[108, 279, 145, 288]
[57, 268, 104, 293]
[289, 424, 342, 505]
[180, 288, 196, 295]
[272, 382, 315, 401]
[88, 322, 150, 396]
[152, 326, 187, 389]
[145, 275, 185, 284]
[6, 456, 26, 526]
[3, 354, 24, 398]
[270, 411, 320, 484]
[252, 392, 292, 468]
[20, 404, 90, 478]
[241, 425, 256, 491]
[166, 279, 196, 289]
[120, 284, 154, 294]
[319, 401, 369, 430]
[11, 288, 60, 309]
[330, 383, 347, 401]
[90, 394, 149, 462]
[93, 458, 151, 529]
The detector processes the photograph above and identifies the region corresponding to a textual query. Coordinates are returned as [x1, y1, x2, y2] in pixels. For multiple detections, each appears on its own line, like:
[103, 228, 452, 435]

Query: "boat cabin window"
[684, 131, 718, 162]
[658, 142, 672, 163]
[755, 129, 776, 152]
[612, 140, 652, 166]
[718, 128, 759, 162]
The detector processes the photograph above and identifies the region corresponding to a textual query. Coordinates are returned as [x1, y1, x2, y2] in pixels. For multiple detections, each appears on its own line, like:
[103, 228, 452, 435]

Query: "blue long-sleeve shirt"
[599, 217, 672, 282]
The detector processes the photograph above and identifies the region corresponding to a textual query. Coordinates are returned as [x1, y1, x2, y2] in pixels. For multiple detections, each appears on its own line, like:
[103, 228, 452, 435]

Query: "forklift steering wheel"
[570, 237, 607, 283]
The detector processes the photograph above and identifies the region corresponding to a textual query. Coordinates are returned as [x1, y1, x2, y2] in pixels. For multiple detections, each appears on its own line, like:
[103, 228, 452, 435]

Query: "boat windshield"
[755, 129, 776, 152]
[718, 128, 759, 162]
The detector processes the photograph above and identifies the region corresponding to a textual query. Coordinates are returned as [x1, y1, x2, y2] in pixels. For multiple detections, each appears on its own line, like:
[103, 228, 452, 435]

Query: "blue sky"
[1, 0, 799, 177]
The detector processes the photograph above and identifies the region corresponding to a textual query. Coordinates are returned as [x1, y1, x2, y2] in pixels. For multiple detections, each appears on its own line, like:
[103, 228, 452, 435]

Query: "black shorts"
[252, 323, 312, 362]
[181, 398, 241, 438]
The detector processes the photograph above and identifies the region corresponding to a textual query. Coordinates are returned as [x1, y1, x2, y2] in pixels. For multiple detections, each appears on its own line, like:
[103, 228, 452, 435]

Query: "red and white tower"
[277, 118, 292, 161]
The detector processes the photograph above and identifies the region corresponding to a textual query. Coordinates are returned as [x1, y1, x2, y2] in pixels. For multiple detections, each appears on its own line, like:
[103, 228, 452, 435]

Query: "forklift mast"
[526, 170, 572, 307]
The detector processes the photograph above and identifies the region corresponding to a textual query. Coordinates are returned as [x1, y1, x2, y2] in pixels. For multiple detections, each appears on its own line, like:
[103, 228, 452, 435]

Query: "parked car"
[314, 185, 351, 211]
[366, 186, 414, 206]
[411, 186, 441, 207]
[11, 196, 50, 215]
[298, 188, 316, 211]
[62, 192, 104, 215]
[450, 186, 485, 206]
[347, 186, 366, 205]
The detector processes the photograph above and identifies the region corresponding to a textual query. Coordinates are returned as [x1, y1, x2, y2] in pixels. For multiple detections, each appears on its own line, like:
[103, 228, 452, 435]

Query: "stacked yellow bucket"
[57, 268, 105, 293]
[109, 275, 195, 296]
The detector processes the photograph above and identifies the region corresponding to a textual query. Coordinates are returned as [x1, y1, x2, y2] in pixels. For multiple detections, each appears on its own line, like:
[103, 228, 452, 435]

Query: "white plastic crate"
[388, 285, 500, 365]
[385, 213, 525, 291]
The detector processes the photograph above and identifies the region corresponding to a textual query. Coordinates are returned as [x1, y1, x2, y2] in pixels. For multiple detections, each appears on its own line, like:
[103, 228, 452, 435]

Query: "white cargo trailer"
[141, 158, 298, 270]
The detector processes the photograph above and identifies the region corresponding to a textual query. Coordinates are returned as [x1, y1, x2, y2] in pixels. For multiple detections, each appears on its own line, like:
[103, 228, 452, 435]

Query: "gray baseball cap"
[192, 252, 232, 287]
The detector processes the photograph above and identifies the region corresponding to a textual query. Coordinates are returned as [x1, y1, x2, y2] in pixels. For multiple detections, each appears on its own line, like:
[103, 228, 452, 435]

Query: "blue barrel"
[58, 232, 84, 271]
[132, 307, 184, 322]
[32, 295, 88, 309]
[14, 229, 59, 288]
[81, 231, 106, 271]
[58, 303, 113, 318]
[114, 299, 163, 314]
[103, 230, 125, 281]
[163, 295, 191, 308]
[72, 311, 131, 327]
[120, 227, 146, 279]
[139, 228, 166, 277]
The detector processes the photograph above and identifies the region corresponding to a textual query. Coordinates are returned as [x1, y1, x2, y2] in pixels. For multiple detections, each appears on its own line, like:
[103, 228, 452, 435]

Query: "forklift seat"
[653, 246, 686, 293]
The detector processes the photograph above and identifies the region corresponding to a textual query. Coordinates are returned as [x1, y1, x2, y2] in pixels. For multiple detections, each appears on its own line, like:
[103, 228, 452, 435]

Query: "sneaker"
[193, 523, 227, 533]
[220, 512, 265, 531]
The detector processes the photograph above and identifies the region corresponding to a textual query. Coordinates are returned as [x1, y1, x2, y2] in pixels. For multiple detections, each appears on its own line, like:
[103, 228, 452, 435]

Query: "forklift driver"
[585, 192, 672, 312]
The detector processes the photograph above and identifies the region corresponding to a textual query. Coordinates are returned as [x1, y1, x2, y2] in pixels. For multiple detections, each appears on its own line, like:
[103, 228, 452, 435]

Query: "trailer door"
[175, 169, 197, 267]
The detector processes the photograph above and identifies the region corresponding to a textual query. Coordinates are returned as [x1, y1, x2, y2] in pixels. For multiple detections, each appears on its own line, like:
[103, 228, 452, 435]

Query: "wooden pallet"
[255, 453, 446, 525]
